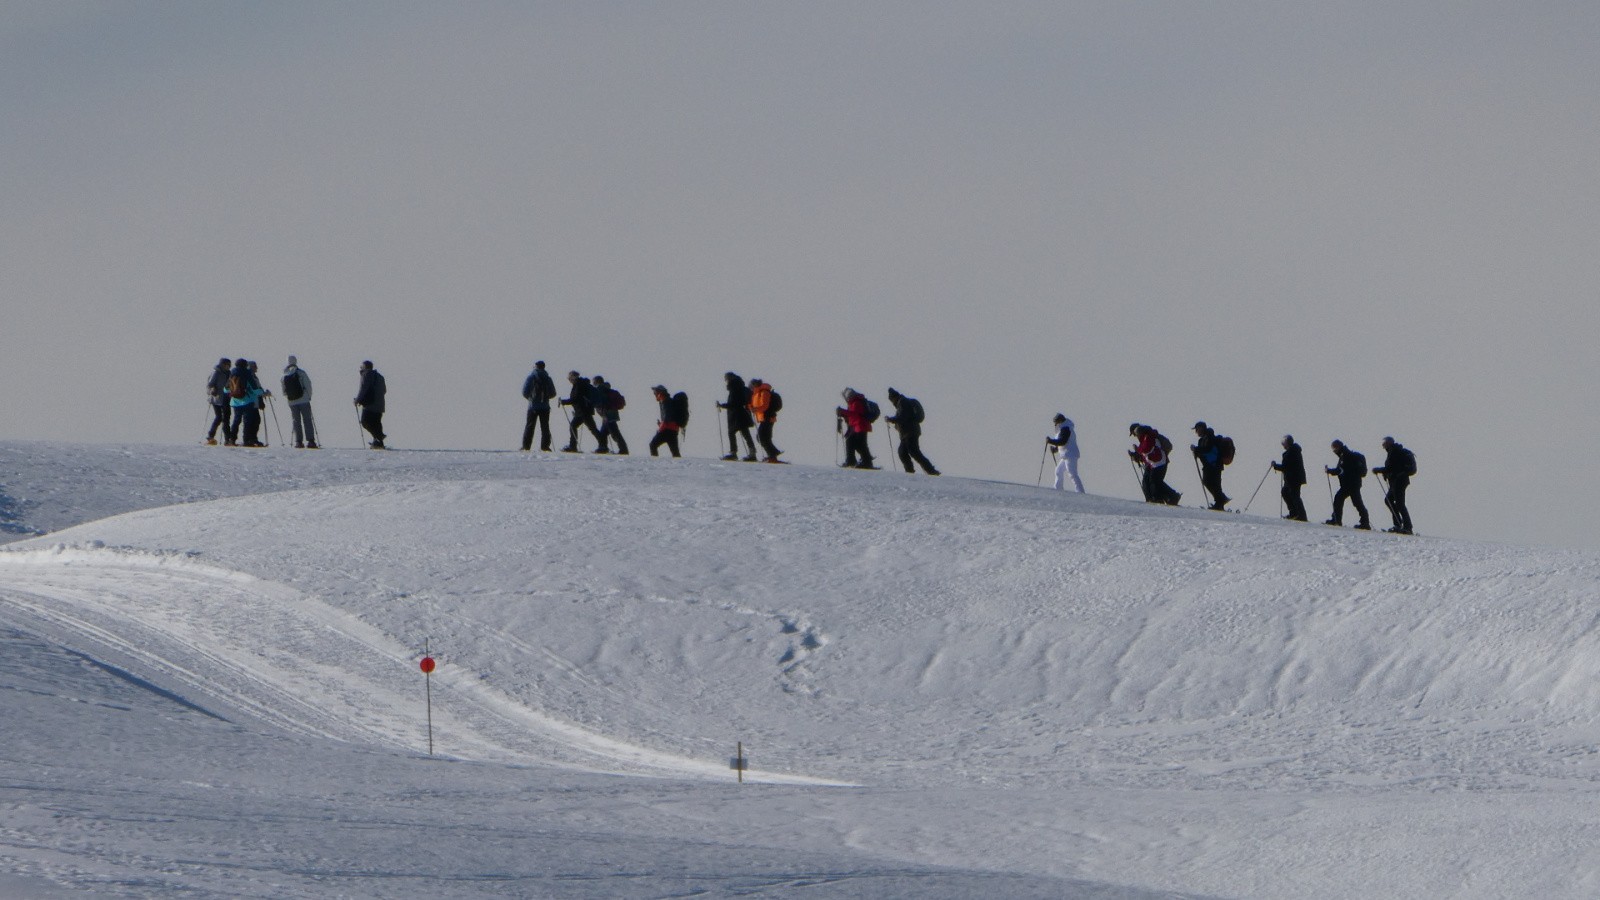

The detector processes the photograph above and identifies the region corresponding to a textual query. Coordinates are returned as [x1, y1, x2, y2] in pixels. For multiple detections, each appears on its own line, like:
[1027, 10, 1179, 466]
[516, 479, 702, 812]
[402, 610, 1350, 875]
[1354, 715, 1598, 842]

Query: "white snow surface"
[2, 441, 1599, 898]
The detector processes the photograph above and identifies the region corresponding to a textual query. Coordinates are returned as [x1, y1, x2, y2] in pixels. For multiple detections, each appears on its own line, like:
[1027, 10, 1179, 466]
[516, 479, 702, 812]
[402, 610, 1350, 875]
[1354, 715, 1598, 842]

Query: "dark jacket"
[723, 377, 753, 429]
[207, 365, 231, 403]
[523, 368, 557, 409]
[886, 396, 925, 438]
[565, 380, 593, 416]
[355, 369, 386, 413]
[1274, 443, 1306, 486]
[1375, 445, 1415, 486]
[1329, 448, 1366, 485]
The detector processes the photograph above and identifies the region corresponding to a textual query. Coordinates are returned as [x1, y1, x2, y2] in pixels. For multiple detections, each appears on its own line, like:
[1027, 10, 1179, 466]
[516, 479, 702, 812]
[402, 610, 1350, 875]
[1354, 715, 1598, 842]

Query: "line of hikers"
[204, 356, 386, 449]
[202, 358, 1415, 533]
[1098, 420, 1416, 535]
[517, 363, 940, 475]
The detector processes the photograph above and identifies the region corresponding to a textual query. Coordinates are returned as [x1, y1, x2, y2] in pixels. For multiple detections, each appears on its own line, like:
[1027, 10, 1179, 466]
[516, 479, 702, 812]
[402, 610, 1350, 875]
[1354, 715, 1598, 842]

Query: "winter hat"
[886, 388, 901, 401]
[287, 355, 298, 367]
[1053, 414, 1066, 424]
[651, 385, 668, 395]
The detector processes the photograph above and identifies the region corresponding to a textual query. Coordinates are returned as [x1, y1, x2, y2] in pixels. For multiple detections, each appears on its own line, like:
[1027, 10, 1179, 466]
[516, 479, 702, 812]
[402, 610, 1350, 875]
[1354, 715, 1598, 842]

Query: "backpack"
[1401, 448, 1417, 477]
[1347, 450, 1367, 478]
[863, 399, 881, 423]
[226, 373, 249, 400]
[609, 389, 625, 411]
[903, 398, 925, 425]
[670, 391, 691, 428]
[1155, 432, 1173, 456]
[768, 390, 783, 415]
[1216, 435, 1235, 466]
[281, 370, 305, 402]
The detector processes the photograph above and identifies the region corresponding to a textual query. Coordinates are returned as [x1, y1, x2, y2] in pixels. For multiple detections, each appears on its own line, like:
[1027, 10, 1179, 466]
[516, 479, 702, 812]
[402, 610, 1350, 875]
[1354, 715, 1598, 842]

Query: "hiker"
[520, 360, 557, 452]
[228, 359, 267, 448]
[559, 370, 602, 452]
[205, 358, 231, 445]
[591, 375, 628, 455]
[282, 356, 317, 449]
[1191, 422, 1230, 511]
[748, 378, 783, 462]
[1372, 436, 1416, 534]
[649, 385, 689, 457]
[1324, 440, 1370, 529]
[1271, 435, 1307, 521]
[1130, 424, 1181, 505]
[354, 360, 387, 449]
[1046, 414, 1083, 492]
[836, 389, 877, 469]
[718, 372, 758, 461]
[885, 388, 939, 475]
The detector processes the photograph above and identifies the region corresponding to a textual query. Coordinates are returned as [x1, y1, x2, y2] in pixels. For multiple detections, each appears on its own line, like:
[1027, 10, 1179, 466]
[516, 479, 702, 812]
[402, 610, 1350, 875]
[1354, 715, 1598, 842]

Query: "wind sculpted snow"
[1, 441, 1599, 897]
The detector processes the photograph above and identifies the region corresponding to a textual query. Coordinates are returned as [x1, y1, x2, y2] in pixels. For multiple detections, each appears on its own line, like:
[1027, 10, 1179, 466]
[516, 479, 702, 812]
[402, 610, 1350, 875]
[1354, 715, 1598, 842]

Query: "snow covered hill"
[2, 441, 1598, 898]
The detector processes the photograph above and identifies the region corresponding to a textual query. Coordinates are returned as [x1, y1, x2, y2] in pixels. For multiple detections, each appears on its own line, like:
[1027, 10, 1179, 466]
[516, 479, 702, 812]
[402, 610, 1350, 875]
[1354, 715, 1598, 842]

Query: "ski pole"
[1193, 454, 1211, 507]
[716, 405, 726, 458]
[1241, 462, 1273, 513]
[356, 407, 366, 448]
[1037, 443, 1050, 486]
[268, 396, 285, 446]
[1129, 456, 1144, 498]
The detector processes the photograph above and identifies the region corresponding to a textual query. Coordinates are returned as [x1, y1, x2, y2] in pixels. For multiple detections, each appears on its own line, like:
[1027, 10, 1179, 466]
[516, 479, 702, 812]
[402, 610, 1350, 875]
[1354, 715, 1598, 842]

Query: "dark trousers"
[1282, 483, 1307, 520]
[1383, 479, 1412, 532]
[896, 432, 938, 474]
[233, 405, 262, 446]
[756, 419, 780, 459]
[598, 419, 628, 454]
[727, 423, 755, 458]
[522, 406, 552, 451]
[843, 431, 874, 468]
[290, 403, 317, 446]
[208, 402, 229, 439]
[1200, 463, 1228, 507]
[1332, 479, 1368, 525]
[567, 412, 601, 450]
[360, 408, 385, 443]
[1143, 464, 1180, 504]
[649, 428, 680, 458]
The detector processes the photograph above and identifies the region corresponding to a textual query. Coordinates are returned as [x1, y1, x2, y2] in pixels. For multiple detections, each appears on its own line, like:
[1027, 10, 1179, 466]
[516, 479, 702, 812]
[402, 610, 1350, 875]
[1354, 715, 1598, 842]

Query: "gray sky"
[5, 2, 1598, 550]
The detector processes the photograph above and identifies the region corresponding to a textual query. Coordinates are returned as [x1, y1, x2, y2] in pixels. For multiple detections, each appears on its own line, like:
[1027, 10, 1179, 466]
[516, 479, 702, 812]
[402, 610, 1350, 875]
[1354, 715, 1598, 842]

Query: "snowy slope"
[2, 441, 1599, 898]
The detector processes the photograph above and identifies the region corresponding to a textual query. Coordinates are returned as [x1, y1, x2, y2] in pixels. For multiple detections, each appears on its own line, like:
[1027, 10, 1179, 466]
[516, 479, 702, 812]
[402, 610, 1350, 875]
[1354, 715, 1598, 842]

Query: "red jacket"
[1134, 431, 1167, 468]
[837, 395, 872, 434]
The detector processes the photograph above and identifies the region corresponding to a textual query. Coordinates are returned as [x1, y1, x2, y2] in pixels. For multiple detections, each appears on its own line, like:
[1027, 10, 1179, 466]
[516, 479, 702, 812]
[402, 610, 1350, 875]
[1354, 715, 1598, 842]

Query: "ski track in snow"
[0, 544, 842, 785]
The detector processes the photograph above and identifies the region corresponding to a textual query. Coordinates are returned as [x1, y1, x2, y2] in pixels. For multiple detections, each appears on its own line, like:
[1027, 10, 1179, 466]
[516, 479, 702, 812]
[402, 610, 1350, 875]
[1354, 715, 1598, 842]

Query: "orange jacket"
[749, 382, 772, 423]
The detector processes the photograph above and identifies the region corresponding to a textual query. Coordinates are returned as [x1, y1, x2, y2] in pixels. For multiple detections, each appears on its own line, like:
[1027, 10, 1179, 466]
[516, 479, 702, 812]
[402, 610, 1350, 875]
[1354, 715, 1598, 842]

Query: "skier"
[836, 388, 877, 469]
[1046, 414, 1083, 492]
[885, 388, 939, 475]
[1372, 436, 1416, 534]
[1271, 434, 1307, 521]
[1130, 425, 1181, 505]
[591, 375, 628, 455]
[520, 360, 557, 452]
[282, 355, 317, 449]
[558, 370, 602, 452]
[649, 385, 688, 458]
[718, 372, 758, 461]
[748, 378, 783, 462]
[227, 359, 267, 448]
[205, 358, 232, 445]
[1324, 439, 1370, 529]
[354, 360, 387, 449]
[1191, 422, 1230, 511]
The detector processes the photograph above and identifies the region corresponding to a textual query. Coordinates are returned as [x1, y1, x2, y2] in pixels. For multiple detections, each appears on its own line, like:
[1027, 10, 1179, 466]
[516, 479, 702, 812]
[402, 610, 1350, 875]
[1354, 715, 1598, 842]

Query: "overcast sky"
[4, 2, 1598, 550]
